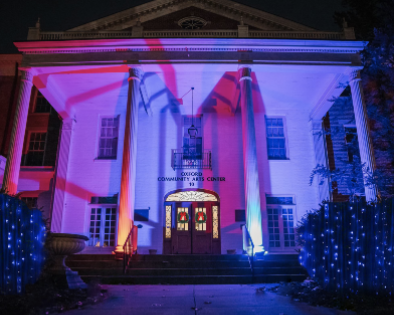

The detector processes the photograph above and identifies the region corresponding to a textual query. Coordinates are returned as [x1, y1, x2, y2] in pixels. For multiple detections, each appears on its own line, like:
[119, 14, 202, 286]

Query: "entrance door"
[171, 202, 213, 254]
[192, 202, 212, 254]
[173, 204, 192, 254]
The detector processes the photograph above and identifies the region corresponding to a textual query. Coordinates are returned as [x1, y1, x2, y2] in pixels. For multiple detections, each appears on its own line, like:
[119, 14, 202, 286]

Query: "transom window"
[89, 207, 117, 247]
[23, 132, 46, 166]
[266, 117, 287, 160]
[98, 117, 119, 159]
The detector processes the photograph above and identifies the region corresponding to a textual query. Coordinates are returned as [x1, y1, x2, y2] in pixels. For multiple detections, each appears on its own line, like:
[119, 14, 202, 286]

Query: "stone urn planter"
[45, 233, 89, 289]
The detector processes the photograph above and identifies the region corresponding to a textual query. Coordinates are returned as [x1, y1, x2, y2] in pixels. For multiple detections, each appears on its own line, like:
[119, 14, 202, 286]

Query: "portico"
[2, 37, 374, 254]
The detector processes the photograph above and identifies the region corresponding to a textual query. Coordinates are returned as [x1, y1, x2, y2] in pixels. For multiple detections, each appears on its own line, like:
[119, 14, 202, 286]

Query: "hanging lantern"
[188, 124, 198, 139]
[188, 87, 197, 139]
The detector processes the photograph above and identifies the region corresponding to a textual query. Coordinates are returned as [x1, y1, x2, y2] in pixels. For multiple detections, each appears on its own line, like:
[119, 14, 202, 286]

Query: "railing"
[143, 30, 238, 38]
[172, 149, 211, 170]
[242, 224, 254, 275]
[123, 224, 138, 274]
[36, 30, 346, 41]
[249, 30, 344, 40]
[40, 31, 132, 40]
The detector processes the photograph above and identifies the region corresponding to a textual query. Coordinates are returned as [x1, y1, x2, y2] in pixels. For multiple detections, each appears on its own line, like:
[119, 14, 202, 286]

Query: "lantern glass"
[188, 125, 198, 139]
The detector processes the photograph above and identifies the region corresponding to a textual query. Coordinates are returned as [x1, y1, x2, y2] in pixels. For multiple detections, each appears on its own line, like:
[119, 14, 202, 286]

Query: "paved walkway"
[64, 284, 354, 315]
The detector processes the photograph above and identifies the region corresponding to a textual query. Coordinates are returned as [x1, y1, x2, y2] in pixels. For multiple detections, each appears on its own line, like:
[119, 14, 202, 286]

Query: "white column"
[2, 69, 33, 195]
[239, 67, 264, 252]
[50, 118, 74, 232]
[311, 120, 331, 202]
[349, 70, 378, 201]
[115, 68, 142, 254]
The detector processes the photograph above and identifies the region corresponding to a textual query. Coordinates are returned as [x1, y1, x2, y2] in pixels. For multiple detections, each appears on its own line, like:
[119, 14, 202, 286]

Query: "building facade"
[0, 0, 376, 255]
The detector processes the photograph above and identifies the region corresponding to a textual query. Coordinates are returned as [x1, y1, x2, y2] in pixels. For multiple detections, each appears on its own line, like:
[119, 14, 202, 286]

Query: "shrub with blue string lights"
[0, 193, 46, 295]
[298, 200, 394, 296]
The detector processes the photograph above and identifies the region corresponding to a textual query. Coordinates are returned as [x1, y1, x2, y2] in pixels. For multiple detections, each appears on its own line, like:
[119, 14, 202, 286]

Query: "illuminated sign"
[158, 172, 226, 186]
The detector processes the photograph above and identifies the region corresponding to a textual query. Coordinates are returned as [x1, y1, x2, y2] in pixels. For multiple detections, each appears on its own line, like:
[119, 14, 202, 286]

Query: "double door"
[172, 202, 212, 254]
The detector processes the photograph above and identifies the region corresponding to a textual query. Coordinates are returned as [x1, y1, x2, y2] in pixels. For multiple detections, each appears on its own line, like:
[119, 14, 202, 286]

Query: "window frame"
[266, 195, 297, 251]
[86, 202, 119, 248]
[33, 91, 51, 114]
[265, 116, 289, 160]
[343, 125, 359, 163]
[22, 130, 48, 166]
[96, 116, 120, 160]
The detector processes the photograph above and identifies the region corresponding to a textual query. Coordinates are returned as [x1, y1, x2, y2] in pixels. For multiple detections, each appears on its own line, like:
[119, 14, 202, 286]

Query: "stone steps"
[66, 254, 308, 284]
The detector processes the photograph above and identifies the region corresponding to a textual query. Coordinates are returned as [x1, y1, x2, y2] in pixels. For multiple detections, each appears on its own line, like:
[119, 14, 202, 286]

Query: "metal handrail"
[242, 224, 254, 275]
[123, 225, 138, 274]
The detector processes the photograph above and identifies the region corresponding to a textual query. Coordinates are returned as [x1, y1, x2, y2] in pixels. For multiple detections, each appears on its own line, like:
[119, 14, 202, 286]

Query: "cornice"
[68, 0, 314, 33]
[19, 47, 363, 55]
[15, 38, 366, 55]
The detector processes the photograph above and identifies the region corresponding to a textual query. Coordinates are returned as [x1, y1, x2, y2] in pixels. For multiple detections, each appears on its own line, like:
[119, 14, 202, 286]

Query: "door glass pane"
[165, 205, 171, 238]
[102, 208, 116, 247]
[195, 207, 207, 231]
[282, 208, 296, 247]
[89, 208, 101, 246]
[212, 206, 219, 238]
[177, 207, 189, 231]
[267, 208, 280, 247]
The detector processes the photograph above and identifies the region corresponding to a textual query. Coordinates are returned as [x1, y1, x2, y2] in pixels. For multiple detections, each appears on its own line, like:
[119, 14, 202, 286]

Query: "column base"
[114, 246, 124, 260]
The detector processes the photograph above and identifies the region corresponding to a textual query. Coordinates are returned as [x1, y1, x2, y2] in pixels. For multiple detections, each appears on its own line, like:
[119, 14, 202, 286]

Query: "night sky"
[1, 0, 345, 54]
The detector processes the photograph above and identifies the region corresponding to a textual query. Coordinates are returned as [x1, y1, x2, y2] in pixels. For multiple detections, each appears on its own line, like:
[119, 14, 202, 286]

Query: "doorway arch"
[163, 189, 221, 254]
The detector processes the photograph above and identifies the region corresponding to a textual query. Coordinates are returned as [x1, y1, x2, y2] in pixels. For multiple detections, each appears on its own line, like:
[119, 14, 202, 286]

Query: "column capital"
[61, 118, 75, 131]
[128, 67, 144, 82]
[348, 68, 363, 83]
[19, 68, 34, 83]
[238, 66, 252, 82]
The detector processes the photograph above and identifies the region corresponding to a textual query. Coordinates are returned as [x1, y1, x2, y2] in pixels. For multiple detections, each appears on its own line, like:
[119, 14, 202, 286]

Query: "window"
[89, 207, 117, 247]
[178, 16, 208, 29]
[35, 92, 51, 113]
[21, 197, 38, 209]
[266, 118, 287, 160]
[24, 132, 46, 166]
[345, 127, 359, 162]
[267, 206, 296, 249]
[235, 209, 246, 222]
[98, 117, 119, 159]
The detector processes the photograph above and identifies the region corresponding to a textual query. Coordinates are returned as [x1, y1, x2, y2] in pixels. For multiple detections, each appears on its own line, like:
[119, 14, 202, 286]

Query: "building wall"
[61, 69, 321, 253]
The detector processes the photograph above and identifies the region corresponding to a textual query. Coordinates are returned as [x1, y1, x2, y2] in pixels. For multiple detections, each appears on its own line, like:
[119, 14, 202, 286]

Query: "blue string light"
[0, 194, 46, 295]
[299, 200, 394, 296]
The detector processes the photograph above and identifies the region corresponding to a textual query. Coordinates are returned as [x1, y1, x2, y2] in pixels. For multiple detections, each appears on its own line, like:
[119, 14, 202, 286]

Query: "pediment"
[68, 0, 314, 32]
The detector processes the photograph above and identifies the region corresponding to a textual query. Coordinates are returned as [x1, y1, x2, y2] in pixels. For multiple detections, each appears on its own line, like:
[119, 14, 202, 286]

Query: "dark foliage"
[298, 200, 394, 296]
[269, 280, 394, 315]
[0, 248, 107, 315]
[331, 0, 394, 197]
